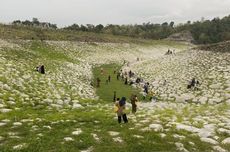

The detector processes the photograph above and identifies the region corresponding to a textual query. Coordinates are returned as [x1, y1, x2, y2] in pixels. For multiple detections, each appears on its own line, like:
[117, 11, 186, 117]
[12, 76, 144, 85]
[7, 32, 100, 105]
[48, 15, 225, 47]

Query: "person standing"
[96, 77, 101, 87]
[130, 94, 138, 114]
[113, 91, 116, 102]
[115, 97, 128, 123]
[108, 75, 111, 82]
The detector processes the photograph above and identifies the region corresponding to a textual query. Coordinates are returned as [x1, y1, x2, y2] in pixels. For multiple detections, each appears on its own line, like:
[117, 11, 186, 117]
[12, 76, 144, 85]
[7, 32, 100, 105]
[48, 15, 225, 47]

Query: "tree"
[32, 18, 39, 26]
[95, 24, 104, 32]
[169, 21, 174, 28]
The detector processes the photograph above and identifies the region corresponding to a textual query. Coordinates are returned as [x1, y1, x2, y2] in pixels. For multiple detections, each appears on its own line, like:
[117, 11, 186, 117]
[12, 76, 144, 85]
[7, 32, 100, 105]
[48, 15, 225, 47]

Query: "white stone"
[64, 137, 74, 142]
[133, 135, 144, 139]
[210, 84, 222, 89]
[0, 104, 5, 108]
[213, 146, 227, 152]
[72, 103, 83, 109]
[222, 137, 230, 144]
[160, 133, 166, 138]
[217, 128, 230, 135]
[91, 133, 100, 142]
[0, 122, 7, 126]
[176, 124, 199, 133]
[13, 122, 22, 126]
[72, 128, 82, 135]
[13, 143, 27, 150]
[175, 142, 189, 152]
[199, 97, 208, 104]
[0, 108, 12, 113]
[173, 134, 185, 140]
[108, 131, 119, 136]
[200, 137, 218, 145]
[113, 137, 123, 143]
[149, 124, 163, 132]
[80, 146, 94, 152]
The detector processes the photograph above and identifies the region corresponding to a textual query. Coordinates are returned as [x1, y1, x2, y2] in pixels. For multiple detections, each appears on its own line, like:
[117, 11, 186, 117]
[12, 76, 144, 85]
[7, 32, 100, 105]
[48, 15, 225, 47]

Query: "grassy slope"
[0, 39, 220, 151]
[93, 64, 145, 102]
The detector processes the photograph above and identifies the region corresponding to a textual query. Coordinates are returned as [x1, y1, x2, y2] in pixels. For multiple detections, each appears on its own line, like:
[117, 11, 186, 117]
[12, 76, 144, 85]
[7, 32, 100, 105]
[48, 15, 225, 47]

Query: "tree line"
[12, 15, 230, 44]
[12, 18, 57, 29]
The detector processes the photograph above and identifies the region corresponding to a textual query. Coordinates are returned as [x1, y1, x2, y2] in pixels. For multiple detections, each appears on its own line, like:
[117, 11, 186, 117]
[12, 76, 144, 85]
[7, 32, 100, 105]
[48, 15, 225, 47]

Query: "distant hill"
[198, 41, 230, 52]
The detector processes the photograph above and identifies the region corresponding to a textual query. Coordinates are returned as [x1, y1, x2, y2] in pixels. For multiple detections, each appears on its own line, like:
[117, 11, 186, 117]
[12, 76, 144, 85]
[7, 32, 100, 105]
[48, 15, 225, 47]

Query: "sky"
[0, 0, 230, 27]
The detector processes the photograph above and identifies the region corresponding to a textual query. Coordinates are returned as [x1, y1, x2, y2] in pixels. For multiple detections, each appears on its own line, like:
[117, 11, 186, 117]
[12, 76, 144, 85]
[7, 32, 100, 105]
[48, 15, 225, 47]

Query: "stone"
[217, 128, 230, 135]
[200, 137, 218, 145]
[80, 146, 94, 152]
[0, 104, 5, 108]
[199, 97, 208, 104]
[72, 128, 82, 135]
[210, 83, 222, 89]
[149, 124, 163, 132]
[108, 131, 119, 136]
[13, 122, 22, 126]
[173, 134, 185, 140]
[91, 133, 100, 142]
[222, 137, 230, 144]
[175, 142, 189, 152]
[176, 124, 199, 133]
[212, 146, 227, 152]
[0, 122, 7, 126]
[13, 143, 27, 150]
[72, 103, 83, 109]
[0, 108, 12, 113]
[64, 137, 74, 142]
[113, 137, 123, 143]
[133, 135, 144, 139]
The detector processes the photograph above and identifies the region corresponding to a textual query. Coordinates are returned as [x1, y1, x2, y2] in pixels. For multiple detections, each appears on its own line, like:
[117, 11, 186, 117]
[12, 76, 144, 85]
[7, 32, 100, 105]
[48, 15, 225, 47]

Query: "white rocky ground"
[124, 49, 230, 104]
[0, 39, 230, 151]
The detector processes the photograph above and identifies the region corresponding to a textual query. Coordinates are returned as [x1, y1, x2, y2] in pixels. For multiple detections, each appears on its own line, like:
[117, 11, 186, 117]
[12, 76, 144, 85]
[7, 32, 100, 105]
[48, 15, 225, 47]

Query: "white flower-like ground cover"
[0, 39, 230, 151]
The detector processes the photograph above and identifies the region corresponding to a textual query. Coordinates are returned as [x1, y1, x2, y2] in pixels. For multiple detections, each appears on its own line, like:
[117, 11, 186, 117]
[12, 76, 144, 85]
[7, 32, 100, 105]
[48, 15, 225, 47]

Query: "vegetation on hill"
[2, 14, 230, 44]
[63, 15, 230, 44]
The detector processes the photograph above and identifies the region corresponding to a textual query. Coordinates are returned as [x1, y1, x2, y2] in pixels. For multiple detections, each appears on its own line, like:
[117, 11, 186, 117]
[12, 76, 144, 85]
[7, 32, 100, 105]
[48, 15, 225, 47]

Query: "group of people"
[35, 65, 45, 74]
[187, 78, 200, 90]
[165, 49, 175, 55]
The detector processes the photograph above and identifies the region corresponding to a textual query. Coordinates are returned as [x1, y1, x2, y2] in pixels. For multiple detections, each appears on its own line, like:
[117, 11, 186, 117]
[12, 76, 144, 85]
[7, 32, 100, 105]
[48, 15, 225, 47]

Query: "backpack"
[119, 97, 126, 106]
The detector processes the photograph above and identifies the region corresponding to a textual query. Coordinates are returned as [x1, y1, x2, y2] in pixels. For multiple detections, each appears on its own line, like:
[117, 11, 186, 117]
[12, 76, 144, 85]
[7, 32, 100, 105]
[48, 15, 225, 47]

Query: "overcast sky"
[0, 0, 230, 27]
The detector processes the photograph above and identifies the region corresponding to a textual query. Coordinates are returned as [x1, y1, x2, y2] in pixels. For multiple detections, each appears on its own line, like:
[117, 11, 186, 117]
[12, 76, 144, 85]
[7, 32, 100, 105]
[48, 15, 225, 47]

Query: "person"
[191, 78, 196, 87]
[108, 75, 111, 82]
[115, 97, 128, 123]
[163, 80, 167, 86]
[129, 70, 132, 78]
[124, 77, 128, 85]
[96, 77, 101, 87]
[116, 72, 120, 80]
[187, 78, 200, 90]
[130, 94, 138, 114]
[100, 68, 104, 75]
[129, 80, 134, 85]
[149, 91, 157, 102]
[143, 83, 149, 94]
[36, 65, 45, 74]
[113, 91, 116, 102]
[136, 78, 141, 83]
